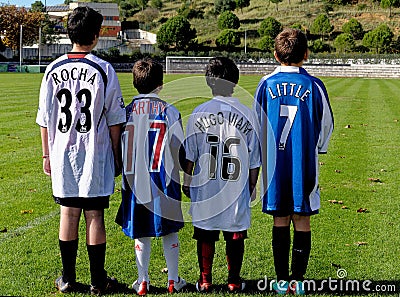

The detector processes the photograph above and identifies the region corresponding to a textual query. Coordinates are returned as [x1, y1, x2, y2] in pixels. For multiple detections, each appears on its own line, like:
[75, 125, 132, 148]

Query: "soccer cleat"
[90, 276, 118, 296]
[55, 276, 75, 293]
[167, 277, 187, 293]
[132, 280, 150, 296]
[272, 280, 290, 295]
[290, 280, 305, 295]
[228, 281, 246, 293]
[195, 280, 212, 293]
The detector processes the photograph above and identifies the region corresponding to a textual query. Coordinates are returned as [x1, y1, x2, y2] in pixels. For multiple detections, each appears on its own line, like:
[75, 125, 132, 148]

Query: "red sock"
[197, 241, 215, 284]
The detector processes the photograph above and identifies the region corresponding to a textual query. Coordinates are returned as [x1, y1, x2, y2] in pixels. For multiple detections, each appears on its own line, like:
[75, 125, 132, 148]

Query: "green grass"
[1, 72, 400, 296]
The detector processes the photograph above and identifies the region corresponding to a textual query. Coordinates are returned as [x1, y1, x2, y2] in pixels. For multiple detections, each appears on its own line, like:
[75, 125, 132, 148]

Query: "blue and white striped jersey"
[119, 94, 184, 239]
[254, 66, 334, 215]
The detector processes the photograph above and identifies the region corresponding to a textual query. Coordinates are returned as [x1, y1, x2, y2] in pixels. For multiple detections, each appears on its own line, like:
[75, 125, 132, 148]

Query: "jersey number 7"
[279, 105, 298, 150]
[123, 120, 167, 174]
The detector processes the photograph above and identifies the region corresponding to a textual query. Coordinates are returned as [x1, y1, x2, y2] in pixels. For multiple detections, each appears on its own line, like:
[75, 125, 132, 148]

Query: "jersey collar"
[67, 52, 90, 59]
[133, 93, 161, 100]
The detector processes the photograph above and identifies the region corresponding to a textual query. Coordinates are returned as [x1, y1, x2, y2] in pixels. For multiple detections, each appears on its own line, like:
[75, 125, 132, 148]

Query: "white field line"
[0, 209, 59, 244]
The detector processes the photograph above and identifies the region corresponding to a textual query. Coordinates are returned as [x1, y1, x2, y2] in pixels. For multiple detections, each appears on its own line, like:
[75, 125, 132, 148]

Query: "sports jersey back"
[36, 53, 126, 198]
[254, 66, 333, 214]
[185, 97, 261, 231]
[119, 95, 184, 238]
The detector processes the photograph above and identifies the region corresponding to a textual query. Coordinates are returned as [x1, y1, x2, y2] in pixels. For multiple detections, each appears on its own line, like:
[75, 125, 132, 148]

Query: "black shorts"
[53, 196, 110, 210]
[193, 226, 248, 242]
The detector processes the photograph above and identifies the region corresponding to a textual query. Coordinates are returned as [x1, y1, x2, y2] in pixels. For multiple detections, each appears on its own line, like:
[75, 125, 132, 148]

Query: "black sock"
[272, 226, 290, 281]
[291, 231, 311, 281]
[59, 239, 78, 283]
[87, 243, 107, 287]
[226, 239, 245, 284]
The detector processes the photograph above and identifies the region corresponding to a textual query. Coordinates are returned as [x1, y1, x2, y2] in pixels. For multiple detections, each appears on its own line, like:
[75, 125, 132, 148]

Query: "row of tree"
[155, 10, 396, 54]
[0, 2, 397, 57]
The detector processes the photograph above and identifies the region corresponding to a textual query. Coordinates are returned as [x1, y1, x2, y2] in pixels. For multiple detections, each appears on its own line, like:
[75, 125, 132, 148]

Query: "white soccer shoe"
[132, 280, 149, 296]
[167, 277, 187, 293]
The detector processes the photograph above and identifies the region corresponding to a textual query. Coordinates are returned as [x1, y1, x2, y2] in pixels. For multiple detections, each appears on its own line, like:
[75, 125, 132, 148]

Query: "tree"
[258, 35, 274, 52]
[31, 1, 45, 12]
[0, 5, 44, 50]
[342, 18, 364, 40]
[215, 29, 240, 49]
[135, 0, 149, 11]
[310, 14, 333, 39]
[258, 17, 282, 39]
[269, 0, 283, 11]
[309, 39, 331, 53]
[235, 0, 250, 13]
[380, 0, 400, 17]
[156, 15, 197, 50]
[150, 0, 163, 9]
[214, 0, 236, 14]
[362, 24, 393, 53]
[334, 33, 355, 53]
[218, 11, 240, 30]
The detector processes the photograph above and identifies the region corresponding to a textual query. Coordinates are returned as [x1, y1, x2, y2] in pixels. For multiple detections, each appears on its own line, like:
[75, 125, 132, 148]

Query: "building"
[0, 1, 155, 61]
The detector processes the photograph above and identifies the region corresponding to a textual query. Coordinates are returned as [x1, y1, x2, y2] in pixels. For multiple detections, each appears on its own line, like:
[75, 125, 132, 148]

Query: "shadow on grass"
[73, 279, 398, 295]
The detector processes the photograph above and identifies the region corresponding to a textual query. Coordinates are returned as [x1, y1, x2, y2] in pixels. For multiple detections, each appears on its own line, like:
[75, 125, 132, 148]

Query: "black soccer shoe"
[90, 276, 118, 296]
[55, 276, 76, 293]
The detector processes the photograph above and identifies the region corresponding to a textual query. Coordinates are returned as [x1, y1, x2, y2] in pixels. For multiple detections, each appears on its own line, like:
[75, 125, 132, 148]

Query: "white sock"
[162, 232, 179, 282]
[135, 237, 151, 282]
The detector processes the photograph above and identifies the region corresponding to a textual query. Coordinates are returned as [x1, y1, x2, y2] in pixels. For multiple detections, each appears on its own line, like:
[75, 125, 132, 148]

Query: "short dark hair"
[132, 58, 163, 94]
[274, 28, 308, 65]
[205, 57, 239, 97]
[67, 6, 103, 46]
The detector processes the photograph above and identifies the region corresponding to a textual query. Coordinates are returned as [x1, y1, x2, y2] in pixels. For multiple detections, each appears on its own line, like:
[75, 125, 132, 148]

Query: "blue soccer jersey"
[117, 94, 184, 239]
[254, 66, 334, 215]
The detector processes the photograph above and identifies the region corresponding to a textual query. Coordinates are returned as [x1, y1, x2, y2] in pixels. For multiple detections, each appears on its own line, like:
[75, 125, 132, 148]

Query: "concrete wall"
[164, 61, 400, 78]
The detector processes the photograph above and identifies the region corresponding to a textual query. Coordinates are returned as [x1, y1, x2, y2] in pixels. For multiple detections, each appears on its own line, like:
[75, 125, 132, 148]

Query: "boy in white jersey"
[254, 28, 334, 294]
[116, 58, 186, 296]
[36, 6, 126, 295]
[183, 57, 260, 293]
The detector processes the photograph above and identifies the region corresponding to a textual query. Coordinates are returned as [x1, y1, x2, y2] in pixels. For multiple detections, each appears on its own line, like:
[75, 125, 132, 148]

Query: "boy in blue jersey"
[116, 58, 186, 296]
[254, 28, 334, 294]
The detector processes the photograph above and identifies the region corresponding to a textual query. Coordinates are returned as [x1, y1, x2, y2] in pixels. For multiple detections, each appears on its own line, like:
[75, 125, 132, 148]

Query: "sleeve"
[184, 112, 198, 163]
[167, 106, 186, 170]
[104, 66, 126, 126]
[248, 113, 262, 169]
[315, 81, 334, 153]
[36, 72, 52, 128]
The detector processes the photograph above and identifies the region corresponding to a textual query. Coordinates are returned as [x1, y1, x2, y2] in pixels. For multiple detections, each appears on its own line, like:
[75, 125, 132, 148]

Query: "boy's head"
[132, 58, 163, 94]
[205, 57, 239, 97]
[67, 6, 103, 46]
[274, 28, 308, 65]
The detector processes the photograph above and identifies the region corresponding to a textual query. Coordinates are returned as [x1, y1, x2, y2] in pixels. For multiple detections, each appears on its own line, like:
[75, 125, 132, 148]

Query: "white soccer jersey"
[185, 96, 261, 231]
[36, 53, 126, 198]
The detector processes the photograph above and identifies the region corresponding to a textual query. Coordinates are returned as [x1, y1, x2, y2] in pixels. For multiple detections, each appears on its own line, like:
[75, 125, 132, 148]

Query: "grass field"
[0, 72, 400, 297]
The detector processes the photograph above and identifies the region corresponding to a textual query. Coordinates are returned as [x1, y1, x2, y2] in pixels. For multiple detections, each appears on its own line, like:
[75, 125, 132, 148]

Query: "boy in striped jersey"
[254, 28, 334, 294]
[116, 58, 186, 295]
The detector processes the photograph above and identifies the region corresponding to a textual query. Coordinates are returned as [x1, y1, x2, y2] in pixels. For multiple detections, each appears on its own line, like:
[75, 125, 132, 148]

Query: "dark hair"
[67, 6, 103, 46]
[205, 57, 239, 97]
[274, 28, 308, 65]
[132, 58, 163, 94]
